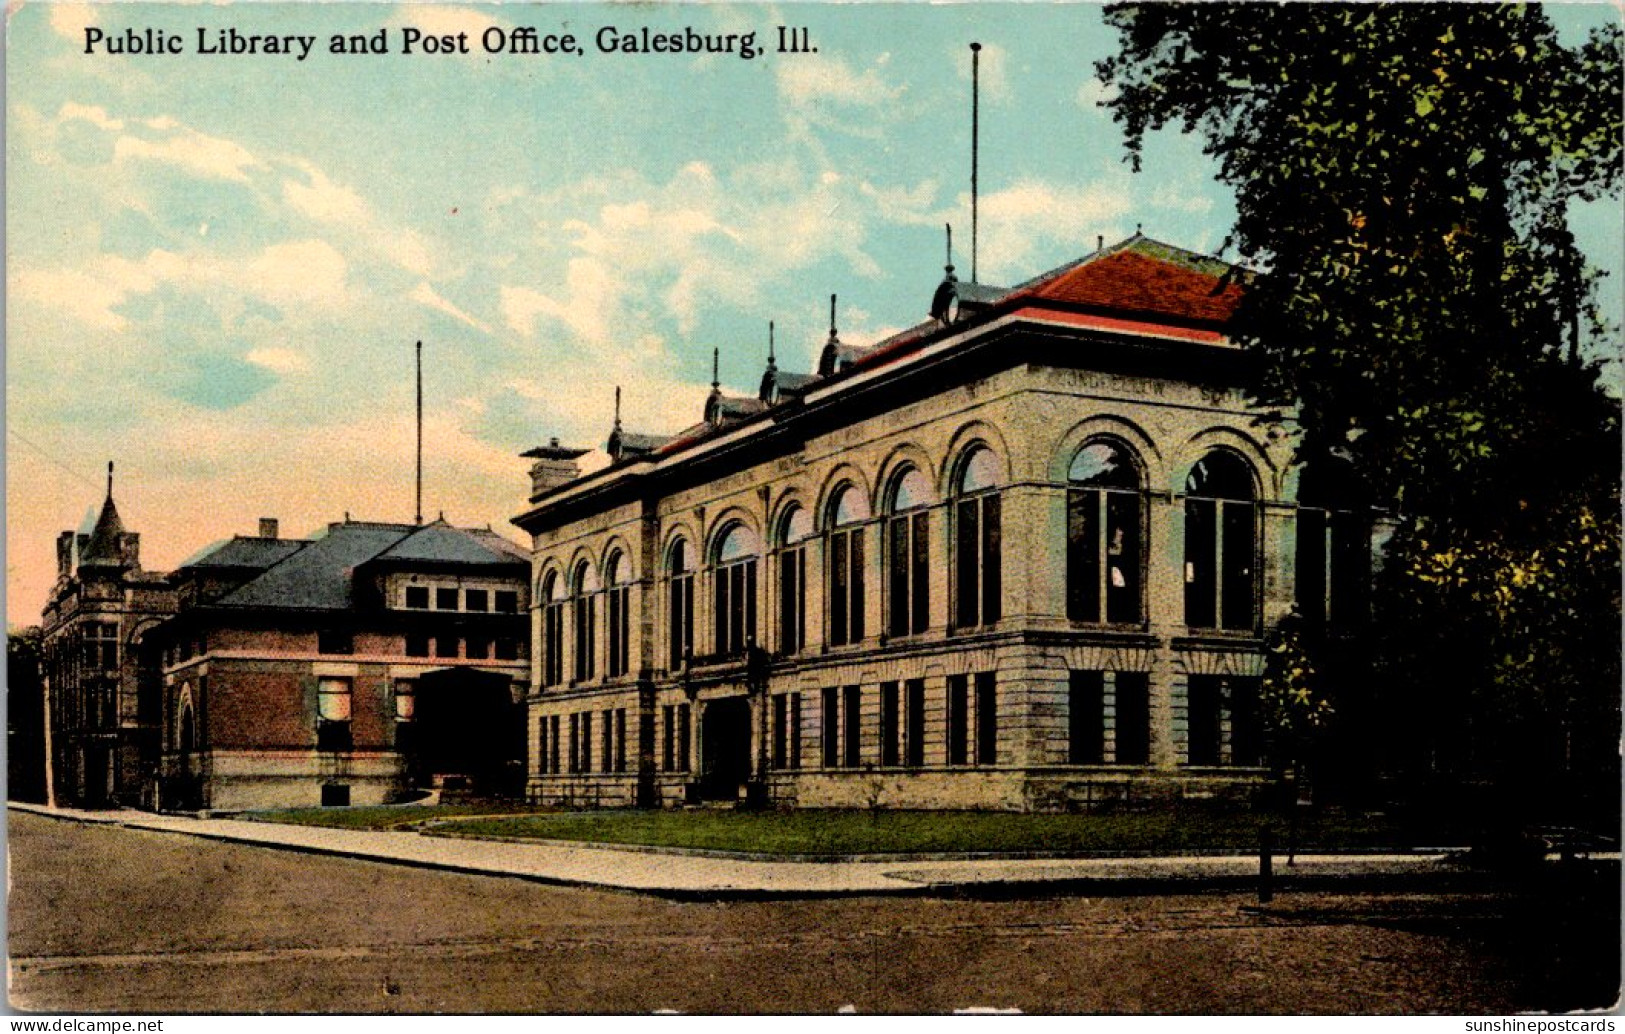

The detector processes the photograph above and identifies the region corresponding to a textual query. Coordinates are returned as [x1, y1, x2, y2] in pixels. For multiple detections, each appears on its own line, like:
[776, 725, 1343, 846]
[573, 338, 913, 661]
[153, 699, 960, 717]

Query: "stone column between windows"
[925, 505, 950, 632]
[1260, 501, 1297, 628]
[859, 521, 880, 647]
[999, 483, 1047, 625]
[1147, 488, 1183, 771]
[803, 537, 827, 654]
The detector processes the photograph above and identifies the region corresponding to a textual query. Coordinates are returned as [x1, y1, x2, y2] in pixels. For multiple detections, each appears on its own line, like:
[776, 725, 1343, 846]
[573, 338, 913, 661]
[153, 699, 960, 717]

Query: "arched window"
[1067, 440, 1144, 624]
[886, 467, 933, 637]
[953, 447, 1002, 629]
[826, 485, 868, 647]
[541, 571, 566, 687]
[1296, 459, 1369, 630]
[1184, 450, 1257, 631]
[667, 539, 694, 669]
[605, 552, 631, 678]
[776, 505, 814, 655]
[571, 560, 600, 682]
[178, 698, 196, 755]
[712, 523, 760, 658]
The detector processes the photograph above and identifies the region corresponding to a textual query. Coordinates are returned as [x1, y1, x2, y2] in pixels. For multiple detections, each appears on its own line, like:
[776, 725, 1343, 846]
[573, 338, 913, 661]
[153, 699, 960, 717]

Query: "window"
[494, 638, 519, 661]
[821, 686, 840, 767]
[662, 705, 675, 771]
[947, 675, 969, 765]
[601, 708, 614, 774]
[436, 587, 459, 610]
[579, 710, 593, 772]
[712, 525, 759, 658]
[494, 590, 519, 614]
[886, 468, 932, 637]
[465, 636, 490, 660]
[317, 629, 353, 655]
[881, 682, 901, 766]
[393, 679, 415, 720]
[568, 713, 580, 772]
[541, 572, 565, 687]
[772, 694, 791, 769]
[572, 561, 600, 682]
[776, 506, 813, 655]
[954, 448, 1002, 629]
[606, 552, 631, 678]
[614, 708, 628, 772]
[405, 634, 429, 658]
[662, 703, 691, 772]
[1068, 441, 1144, 624]
[1186, 676, 1222, 766]
[405, 586, 429, 609]
[975, 672, 997, 766]
[905, 679, 925, 767]
[842, 685, 862, 767]
[434, 635, 458, 659]
[1068, 671, 1150, 765]
[465, 589, 489, 612]
[82, 622, 118, 671]
[1296, 460, 1369, 631]
[826, 486, 868, 647]
[321, 784, 351, 807]
[548, 715, 561, 775]
[1184, 451, 1258, 631]
[668, 540, 695, 669]
[677, 703, 691, 772]
[316, 677, 352, 752]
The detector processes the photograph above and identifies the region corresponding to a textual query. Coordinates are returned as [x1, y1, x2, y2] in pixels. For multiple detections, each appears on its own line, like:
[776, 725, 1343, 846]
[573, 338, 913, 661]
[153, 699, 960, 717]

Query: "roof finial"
[613, 385, 622, 432]
[106, 461, 114, 500]
[1097, 234, 1104, 252]
[945, 223, 955, 276]
[1136, 222, 1143, 236]
[711, 347, 720, 390]
[828, 293, 839, 342]
[768, 321, 776, 366]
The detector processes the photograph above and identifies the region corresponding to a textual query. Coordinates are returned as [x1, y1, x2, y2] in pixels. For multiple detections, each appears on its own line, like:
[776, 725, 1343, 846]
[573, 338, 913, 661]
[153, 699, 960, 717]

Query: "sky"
[6, 1, 1621, 627]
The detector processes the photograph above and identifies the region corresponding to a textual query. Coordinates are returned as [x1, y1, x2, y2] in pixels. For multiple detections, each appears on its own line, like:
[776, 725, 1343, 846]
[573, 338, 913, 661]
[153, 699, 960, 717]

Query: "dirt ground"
[6, 811, 1618, 1014]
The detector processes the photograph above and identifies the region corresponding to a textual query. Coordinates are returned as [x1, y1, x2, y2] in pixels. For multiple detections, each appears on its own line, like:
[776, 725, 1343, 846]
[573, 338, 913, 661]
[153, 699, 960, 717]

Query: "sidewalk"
[9, 801, 1481, 900]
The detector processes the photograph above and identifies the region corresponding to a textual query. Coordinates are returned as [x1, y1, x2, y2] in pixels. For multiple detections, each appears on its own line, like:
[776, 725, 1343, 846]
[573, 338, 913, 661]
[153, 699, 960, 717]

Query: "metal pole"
[971, 41, 981, 284]
[415, 341, 423, 526]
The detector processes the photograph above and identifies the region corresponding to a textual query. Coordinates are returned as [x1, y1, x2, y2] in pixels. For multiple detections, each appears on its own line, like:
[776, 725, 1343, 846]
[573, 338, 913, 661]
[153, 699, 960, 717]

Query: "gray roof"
[376, 522, 528, 566]
[178, 536, 307, 570]
[78, 495, 127, 567]
[210, 519, 527, 610]
[214, 522, 410, 610]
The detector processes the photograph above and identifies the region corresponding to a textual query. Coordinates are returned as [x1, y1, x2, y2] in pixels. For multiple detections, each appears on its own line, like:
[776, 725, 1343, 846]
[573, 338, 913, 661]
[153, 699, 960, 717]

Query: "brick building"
[39, 465, 177, 808]
[151, 517, 531, 811]
[513, 235, 1374, 811]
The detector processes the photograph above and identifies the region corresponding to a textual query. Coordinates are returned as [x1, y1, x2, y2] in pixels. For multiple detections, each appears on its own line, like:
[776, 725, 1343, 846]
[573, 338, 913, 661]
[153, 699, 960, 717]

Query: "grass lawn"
[241, 802, 553, 831]
[425, 808, 1462, 857]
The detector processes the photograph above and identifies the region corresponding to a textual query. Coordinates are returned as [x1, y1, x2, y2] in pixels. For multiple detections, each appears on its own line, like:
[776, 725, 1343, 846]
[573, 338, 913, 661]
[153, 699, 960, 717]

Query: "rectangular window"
[790, 693, 802, 770]
[842, 685, 862, 768]
[574, 596, 596, 682]
[955, 495, 1002, 628]
[434, 635, 458, 659]
[828, 529, 865, 647]
[405, 585, 429, 609]
[568, 713, 580, 773]
[821, 686, 839, 768]
[772, 694, 788, 769]
[436, 587, 459, 610]
[601, 708, 613, 774]
[905, 679, 925, 767]
[975, 672, 997, 766]
[778, 547, 804, 654]
[662, 705, 674, 771]
[82, 622, 119, 671]
[580, 711, 593, 773]
[669, 575, 694, 669]
[321, 784, 350, 807]
[496, 590, 519, 613]
[316, 677, 352, 752]
[318, 630, 354, 655]
[1069, 670, 1105, 765]
[676, 704, 691, 773]
[1184, 499, 1218, 628]
[405, 634, 429, 658]
[493, 638, 519, 661]
[947, 674, 969, 765]
[1186, 676, 1222, 767]
[887, 514, 929, 636]
[1228, 677, 1263, 767]
[714, 561, 757, 658]
[1115, 672, 1151, 765]
[537, 720, 549, 775]
[393, 679, 415, 721]
[607, 584, 630, 677]
[465, 589, 489, 612]
[615, 708, 628, 772]
[880, 681, 901, 766]
[543, 602, 564, 686]
[465, 636, 490, 660]
[1220, 504, 1257, 631]
[549, 715, 560, 776]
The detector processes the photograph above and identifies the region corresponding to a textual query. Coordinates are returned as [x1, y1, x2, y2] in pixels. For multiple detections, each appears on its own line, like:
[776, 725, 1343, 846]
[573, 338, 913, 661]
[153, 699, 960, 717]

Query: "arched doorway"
[700, 696, 752, 801]
[410, 669, 524, 798]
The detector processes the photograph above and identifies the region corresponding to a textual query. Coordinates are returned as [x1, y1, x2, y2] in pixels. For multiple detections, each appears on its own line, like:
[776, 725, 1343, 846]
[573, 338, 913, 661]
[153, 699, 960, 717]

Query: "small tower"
[817, 294, 843, 377]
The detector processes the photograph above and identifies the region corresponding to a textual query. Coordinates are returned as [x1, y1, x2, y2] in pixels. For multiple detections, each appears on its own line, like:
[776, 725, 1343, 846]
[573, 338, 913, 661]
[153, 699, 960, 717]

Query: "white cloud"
[283, 163, 434, 276]
[48, 5, 99, 42]
[245, 348, 309, 374]
[58, 102, 123, 132]
[411, 282, 491, 335]
[1077, 77, 1120, 110]
[113, 123, 262, 183]
[778, 54, 905, 109]
[959, 42, 1011, 103]
[975, 179, 1134, 278]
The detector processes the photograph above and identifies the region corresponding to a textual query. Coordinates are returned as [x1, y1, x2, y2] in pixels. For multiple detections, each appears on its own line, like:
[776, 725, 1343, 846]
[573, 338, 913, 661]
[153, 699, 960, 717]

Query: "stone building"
[150, 517, 531, 811]
[514, 235, 1372, 811]
[40, 465, 177, 808]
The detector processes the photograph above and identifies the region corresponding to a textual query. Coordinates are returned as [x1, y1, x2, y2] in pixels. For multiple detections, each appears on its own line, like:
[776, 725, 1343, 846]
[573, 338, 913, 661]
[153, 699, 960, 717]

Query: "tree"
[1098, 3, 1622, 823]
[8, 627, 47, 803]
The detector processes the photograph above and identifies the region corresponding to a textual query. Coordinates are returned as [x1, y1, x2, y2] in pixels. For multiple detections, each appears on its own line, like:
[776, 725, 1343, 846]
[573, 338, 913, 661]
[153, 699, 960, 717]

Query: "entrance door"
[412, 669, 524, 797]
[700, 696, 752, 800]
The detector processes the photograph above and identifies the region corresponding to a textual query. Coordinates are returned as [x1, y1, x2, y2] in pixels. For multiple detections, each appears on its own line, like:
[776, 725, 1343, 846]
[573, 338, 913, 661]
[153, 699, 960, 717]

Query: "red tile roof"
[1020, 237, 1244, 324]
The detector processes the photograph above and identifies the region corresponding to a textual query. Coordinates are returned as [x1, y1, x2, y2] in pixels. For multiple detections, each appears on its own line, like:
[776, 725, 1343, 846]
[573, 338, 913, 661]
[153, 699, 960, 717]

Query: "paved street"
[7, 811, 1617, 1014]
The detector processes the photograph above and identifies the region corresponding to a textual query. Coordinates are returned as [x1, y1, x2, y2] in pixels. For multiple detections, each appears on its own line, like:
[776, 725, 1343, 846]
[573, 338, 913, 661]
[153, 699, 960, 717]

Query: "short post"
[1258, 826, 1275, 905]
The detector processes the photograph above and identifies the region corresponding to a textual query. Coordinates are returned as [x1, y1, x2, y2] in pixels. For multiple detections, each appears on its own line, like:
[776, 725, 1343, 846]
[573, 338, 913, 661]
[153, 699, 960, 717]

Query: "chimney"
[119, 531, 141, 568]
[56, 531, 75, 578]
[259, 518, 279, 540]
[522, 438, 590, 497]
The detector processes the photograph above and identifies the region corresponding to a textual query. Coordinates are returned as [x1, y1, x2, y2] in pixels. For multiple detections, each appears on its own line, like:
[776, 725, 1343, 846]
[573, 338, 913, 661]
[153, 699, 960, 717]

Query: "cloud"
[975, 179, 1134, 277]
[113, 122, 262, 183]
[1077, 77, 1120, 111]
[245, 347, 310, 374]
[410, 282, 491, 335]
[958, 42, 1011, 103]
[59, 102, 123, 132]
[778, 54, 906, 109]
[48, 5, 99, 42]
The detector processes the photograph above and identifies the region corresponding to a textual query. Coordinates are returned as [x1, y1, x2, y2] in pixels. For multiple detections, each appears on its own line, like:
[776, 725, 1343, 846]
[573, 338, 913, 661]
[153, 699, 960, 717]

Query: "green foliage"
[1098, 4, 1622, 806]
[1259, 618, 1334, 753]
